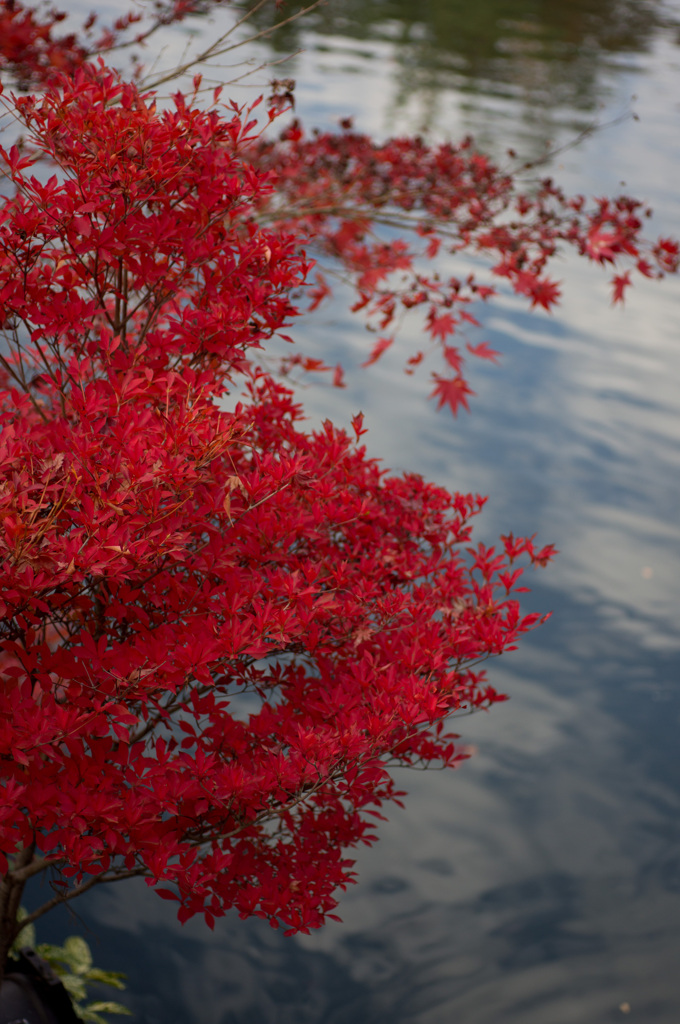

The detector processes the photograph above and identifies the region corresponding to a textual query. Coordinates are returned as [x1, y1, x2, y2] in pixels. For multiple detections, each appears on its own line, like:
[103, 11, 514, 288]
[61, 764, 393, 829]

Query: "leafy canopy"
[0, 0, 676, 955]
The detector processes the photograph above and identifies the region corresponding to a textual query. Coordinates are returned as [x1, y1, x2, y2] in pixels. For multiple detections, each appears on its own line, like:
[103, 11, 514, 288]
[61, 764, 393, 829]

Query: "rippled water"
[30, 2, 680, 1021]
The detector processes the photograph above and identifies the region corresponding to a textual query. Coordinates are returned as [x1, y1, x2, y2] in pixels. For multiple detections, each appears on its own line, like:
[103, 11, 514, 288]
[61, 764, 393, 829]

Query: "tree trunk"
[0, 845, 35, 986]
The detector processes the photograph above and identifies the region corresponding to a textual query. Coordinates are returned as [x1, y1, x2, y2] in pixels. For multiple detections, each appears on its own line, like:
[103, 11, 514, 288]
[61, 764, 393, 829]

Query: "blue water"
[29, 2, 680, 1021]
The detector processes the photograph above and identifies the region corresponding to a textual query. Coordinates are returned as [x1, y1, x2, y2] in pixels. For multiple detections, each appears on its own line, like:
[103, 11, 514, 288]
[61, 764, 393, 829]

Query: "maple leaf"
[466, 342, 500, 363]
[443, 346, 463, 372]
[636, 258, 654, 278]
[428, 312, 457, 342]
[586, 228, 619, 263]
[307, 272, 330, 312]
[301, 358, 333, 372]
[611, 271, 631, 305]
[361, 337, 393, 368]
[0, 2, 677, 948]
[351, 412, 367, 438]
[430, 374, 475, 416]
[522, 275, 561, 311]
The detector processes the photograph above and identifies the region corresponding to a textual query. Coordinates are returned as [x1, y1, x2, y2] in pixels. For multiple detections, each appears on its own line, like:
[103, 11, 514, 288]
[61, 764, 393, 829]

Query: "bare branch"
[141, 0, 325, 92]
[17, 867, 149, 933]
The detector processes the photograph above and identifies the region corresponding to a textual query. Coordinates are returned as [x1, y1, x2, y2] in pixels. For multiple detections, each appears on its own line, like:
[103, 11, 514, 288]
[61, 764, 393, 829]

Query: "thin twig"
[142, 0, 325, 91]
[17, 867, 149, 932]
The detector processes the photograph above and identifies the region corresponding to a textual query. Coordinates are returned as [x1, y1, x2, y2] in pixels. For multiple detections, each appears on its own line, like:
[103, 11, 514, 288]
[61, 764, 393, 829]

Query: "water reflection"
[36, 683, 680, 1024]
[259, 0, 679, 65]
[244, 0, 680, 145]
[38, 243, 679, 1022]
[23, 1, 680, 1021]
[32, 578, 680, 1022]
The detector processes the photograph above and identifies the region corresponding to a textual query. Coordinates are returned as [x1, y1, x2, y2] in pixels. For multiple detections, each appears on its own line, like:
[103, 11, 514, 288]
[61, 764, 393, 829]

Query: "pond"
[33, 1, 680, 1021]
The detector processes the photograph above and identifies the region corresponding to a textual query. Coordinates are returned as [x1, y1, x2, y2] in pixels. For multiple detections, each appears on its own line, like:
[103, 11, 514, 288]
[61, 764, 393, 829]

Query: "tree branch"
[17, 867, 149, 934]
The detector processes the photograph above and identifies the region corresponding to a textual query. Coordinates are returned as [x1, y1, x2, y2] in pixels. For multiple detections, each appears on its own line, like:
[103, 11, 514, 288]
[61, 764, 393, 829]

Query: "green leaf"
[60, 973, 88, 1003]
[63, 935, 94, 975]
[10, 907, 37, 954]
[79, 1003, 132, 1024]
[14, 910, 129, 1023]
[84, 1002, 132, 1016]
[78, 1011, 108, 1024]
[86, 969, 127, 989]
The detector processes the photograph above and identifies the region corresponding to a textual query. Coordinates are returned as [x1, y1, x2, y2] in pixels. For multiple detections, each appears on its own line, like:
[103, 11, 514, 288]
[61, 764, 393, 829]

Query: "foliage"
[252, 118, 678, 410]
[0, 0, 676, 973]
[34, 937, 130, 1024]
[9, 908, 130, 1023]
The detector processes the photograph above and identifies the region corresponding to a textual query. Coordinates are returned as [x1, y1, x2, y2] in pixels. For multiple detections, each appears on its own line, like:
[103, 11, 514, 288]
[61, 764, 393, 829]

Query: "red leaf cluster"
[0, 0, 209, 90]
[0, 66, 553, 936]
[0, 0, 676, 947]
[0, 0, 86, 90]
[253, 126, 678, 410]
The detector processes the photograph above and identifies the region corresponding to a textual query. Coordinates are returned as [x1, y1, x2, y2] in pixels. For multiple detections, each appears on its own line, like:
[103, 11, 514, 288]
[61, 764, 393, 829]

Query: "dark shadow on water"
[28, 857, 680, 1022]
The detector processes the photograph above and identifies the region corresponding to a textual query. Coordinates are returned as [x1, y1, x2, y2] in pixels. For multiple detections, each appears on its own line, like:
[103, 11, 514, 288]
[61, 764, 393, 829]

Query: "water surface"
[32, 2, 680, 1021]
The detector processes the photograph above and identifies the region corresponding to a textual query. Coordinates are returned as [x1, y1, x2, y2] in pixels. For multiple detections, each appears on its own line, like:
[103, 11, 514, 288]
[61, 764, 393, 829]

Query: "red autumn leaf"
[430, 374, 475, 416]
[527, 276, 562, 310]
[361, 337, 393, 368]
[0, 0, 675, 949]
[586, 228, 619, 263]
[428, 312, 456, 342]
[155, 888, 180, 902]
[466, 341, 500, 363]
[443, 346, 463, 372]
[307, 272, 330, 312]
[611, 271, 632, 305]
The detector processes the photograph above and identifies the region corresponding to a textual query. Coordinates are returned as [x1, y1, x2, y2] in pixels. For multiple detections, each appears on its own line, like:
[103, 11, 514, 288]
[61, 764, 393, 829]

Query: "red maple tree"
[0, 0, 676, 975]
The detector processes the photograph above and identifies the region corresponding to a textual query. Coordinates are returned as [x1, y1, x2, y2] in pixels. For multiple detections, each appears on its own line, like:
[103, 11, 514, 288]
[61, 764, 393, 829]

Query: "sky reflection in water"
[30, 2, 680, 1021]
